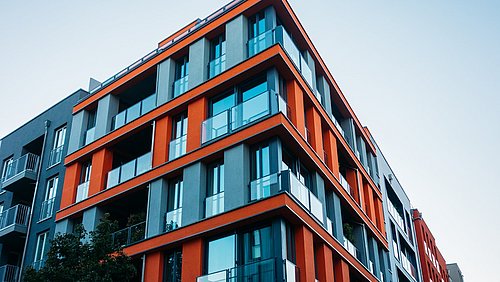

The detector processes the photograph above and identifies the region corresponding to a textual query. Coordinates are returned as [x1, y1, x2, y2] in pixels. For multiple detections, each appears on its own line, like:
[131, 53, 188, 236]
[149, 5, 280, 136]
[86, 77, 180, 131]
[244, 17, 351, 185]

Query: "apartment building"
[376, 142, 422, 282]
[54, 0, 390, 281]
[0, 90, 84, 281]
[446, 263, 464, 282]
[412, 209, 449, 282]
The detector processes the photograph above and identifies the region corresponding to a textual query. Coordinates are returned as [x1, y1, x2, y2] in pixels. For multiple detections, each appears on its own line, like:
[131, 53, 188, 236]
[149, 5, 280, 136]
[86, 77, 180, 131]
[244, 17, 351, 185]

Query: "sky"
[0, 0, 499, 280]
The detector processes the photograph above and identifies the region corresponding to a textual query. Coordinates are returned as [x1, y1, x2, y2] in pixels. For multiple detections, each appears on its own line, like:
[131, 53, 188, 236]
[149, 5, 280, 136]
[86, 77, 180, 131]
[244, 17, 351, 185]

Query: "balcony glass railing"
[111, 221, 146, 247]
[338, 173, 353, 197]
[76, 181, 89, 203]
[169, 135, 187, 161]
[197, 258, 284, 282]
[393, 240, 399, 260]
[0, 204, 30, 231]
[202, 90, 287, 144]
[205, 192, 224, 218]
[48, 145, 64, 167]
[401, 252, 417, 279]
[326, 217, 334, 237]
[111, 94, 157, 131]
[387, 199, 405, 231]
[247, 26, 315, 90]
[250, 173, 278, 201]
[0, 264, 19, 282]
[173, 75, 189, 98]
[287, 171, 324, 222]
[107, 152, 152, 188]
[1, 153, 39, 183]
[208, 54, 226, 78]
[165, 208, 182, 232]
[83, 127, 95, 146]
[39, 198, 55, 221]
[343, 236, 362, 261]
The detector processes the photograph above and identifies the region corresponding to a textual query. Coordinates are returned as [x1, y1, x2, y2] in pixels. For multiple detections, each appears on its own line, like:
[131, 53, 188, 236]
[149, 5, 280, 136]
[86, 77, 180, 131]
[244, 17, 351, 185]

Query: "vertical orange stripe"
[187, 96, 207, 152]
[153, 116, 171, 166]
[333, 257, 350, 281]
[295, 225, 316, 282]
[287, 80, 306, 137]
[316, 244, 334, 282]
[144, 252, 163, 282]
[89, 148, 113, 196]
[181, 238, 204, 281]
[60, 163, 81, 209]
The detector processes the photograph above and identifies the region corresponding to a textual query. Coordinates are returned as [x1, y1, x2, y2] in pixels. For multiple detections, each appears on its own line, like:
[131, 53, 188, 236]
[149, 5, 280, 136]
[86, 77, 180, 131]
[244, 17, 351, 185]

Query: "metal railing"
[208, 54, 226, 79]
[1, 153, 39, 183]
[76, 181, 89, 203]
[111, 94, 157, 131]
[0, 265, 19, 282]
[201, 90, 287, 144]
[39, 198, 55, 221]
[0, 204, 30, 231]
[173, 75, 189, 98]
[48, 145, 64, 167]
[197, 258, 289, 282]
[82, 0, 244, 100]
[107, 152, 152, 188]
[169, 135, 187, 161]
[165, 208, 182, 233]
[205, 192, 224, 218]
[111, 221, 146, 247]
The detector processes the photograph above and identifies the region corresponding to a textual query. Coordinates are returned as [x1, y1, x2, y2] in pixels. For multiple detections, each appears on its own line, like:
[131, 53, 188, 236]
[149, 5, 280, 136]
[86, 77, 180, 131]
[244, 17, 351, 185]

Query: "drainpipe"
[18, 120, 50, 281]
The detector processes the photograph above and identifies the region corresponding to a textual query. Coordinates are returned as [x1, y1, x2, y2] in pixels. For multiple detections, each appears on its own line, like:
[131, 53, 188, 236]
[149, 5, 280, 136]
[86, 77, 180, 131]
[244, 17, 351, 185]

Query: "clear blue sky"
[1, 0, 498, 280]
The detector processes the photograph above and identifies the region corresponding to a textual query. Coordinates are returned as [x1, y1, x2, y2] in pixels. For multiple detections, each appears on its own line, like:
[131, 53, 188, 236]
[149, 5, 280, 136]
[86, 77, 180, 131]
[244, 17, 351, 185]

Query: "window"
[249, 11, 266, 38]
[34, 231, 49, 269]
[80, 162, 91, 184]
[242, 226, 272, 263]
[209, 34, 226, 78]
[173, 56, 189, 97]
[168, 177, 183, 212]
[40, 176, 58, 220]
[164, 249, 182, 282]
[172, 113, 188, 140]
[49, 126, 67, 166]
[87, 109, 97, 129]
[1, 157, 13, 180]
[170, 113, 188, 160]
[251, 143, 270, 181]
[207, 161, 224, 196]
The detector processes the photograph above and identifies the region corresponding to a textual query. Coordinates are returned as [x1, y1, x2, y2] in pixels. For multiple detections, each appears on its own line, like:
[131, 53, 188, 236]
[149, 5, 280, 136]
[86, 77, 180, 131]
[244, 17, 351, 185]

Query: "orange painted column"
[323, 129, 339, 177]
[187, 96, 207, 152]
[295, 225, 316, 282]
[144, 252, 163, 282]
[60, 163, 81, 209]
[153, 116, 171, 166]
[89, 148, 113, 196]
[286, 80, 306, 136]
[181, 238, 204, 281]
[364, 184, 376, 224]
[316, 244, 334, 282]
[333, 258, 350, 281]
[356, 170, 365, 209]
[306, 107, 324, 156]
[345, 169, 359, 204]
[374, 198, 386, 237]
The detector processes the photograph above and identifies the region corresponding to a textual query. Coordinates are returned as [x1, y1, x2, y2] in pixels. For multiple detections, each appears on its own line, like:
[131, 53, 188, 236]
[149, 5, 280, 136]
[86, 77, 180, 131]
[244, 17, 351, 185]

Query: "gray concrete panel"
[95, 94, 119, 138]
[156, 58, 176, 105]
[225, 15, 248, 69]
[224, 144, 250, 210]
[188, 38, 210, 89]
[146, 179, 168, 237]
[182, 162, 206, 226]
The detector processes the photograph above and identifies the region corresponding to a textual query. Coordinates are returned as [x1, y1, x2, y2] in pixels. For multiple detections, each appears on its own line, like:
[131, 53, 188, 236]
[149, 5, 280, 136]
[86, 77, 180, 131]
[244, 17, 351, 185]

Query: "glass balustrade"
[197, 258, 277, 282]
[287, 170, 324, 222]
[343, 236, 361, 260]
[338, 173, 353, 196]
[111, 221, 146, 247]
[173, 76, 189, 98]
[39, 198, 55, 221]
[106, 152, 152, 189]
[247, 29, 275, 57]
[169, 135, 187, 160]
[48, 145, 64, 167]
[387, 199, 405, 231]
[205, 192, 224, 218]
[165, 208, 182, 232]
[208, 54, 226, 78]
[76, 181, 89, 202]
[111, 94, 157, 131]
[249, 173, 278, 201]
[84, 127, 95, 146]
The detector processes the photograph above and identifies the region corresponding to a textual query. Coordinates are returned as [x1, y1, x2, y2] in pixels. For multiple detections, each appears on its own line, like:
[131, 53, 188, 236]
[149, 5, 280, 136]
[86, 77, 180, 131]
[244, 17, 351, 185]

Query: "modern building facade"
[0, 90, 85, 281]
[412, 209, 449, 282]
[376, 142, 422, 282]
[54, 0, 391, 281]
[446, 263, 464, 282]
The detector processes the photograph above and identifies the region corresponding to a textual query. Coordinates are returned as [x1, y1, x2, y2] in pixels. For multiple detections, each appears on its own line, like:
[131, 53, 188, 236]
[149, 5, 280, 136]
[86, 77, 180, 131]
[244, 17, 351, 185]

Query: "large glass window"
[242, 226, 273, 264]
[175, 56, 189, 80]
[209, 34, 226, 78]
[40, 177, 57, 221]
[249, 11, 266, 38]
[172, 113, 188, 140]
[87, 109, 97, 129]
[168, 177, 183, 212]
[34, 231, 49, 266]
[207, 234, 236, 274]
[164, 249, 182, 282]
[207, 161, 224, 196]
[251, 144, 270, 181]
[80, 162, 91, 184]
[1, 157, 13, 180]
[45, 176, 58, 201]
[53, 126, 67, 149]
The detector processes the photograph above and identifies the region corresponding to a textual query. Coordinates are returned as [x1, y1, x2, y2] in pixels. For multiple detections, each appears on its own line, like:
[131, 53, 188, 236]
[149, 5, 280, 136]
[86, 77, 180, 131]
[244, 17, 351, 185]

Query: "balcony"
[343, 236, 362, 261]
[0, 265, 19, 282]
[250, 173, 279, 201]
[201, 90, 287, 144]
[205, 192, 224, 218]
[287, 170, 324, 222]
[1, 153, 39, 191]
[165, 208, 182, 233]
[173, 75, 189, 98]
[111, 221, 146, 247]
[111, 94, 157, 131]
[208, 54, 226, 78]
[325, 217, 334, 237]
[401, 252, 417, 279]
[39, 198, 55, 221]
[247, 25, 314, 90]
[83, 127, 96, 146]
[338, 173, 354, 198]
[76, 181, 89, 203]
[169, 135, 187, 161]
[107, 152, 152, 188]
[48, 145, 64, 167]
[197, 258, 297, 282]
[0, 204, 30, 239]
[387, 199, 405, 231]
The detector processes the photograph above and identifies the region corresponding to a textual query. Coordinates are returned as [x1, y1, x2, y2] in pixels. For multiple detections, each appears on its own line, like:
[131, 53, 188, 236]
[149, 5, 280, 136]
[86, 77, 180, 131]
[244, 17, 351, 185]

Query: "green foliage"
[343, 223, 355, 243]
[23, 213, 137, 282]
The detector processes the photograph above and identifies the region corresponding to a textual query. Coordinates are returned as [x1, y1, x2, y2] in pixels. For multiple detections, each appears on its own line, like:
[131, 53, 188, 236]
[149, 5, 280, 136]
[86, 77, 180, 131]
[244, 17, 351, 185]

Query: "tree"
[24, 213, 137, 282]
